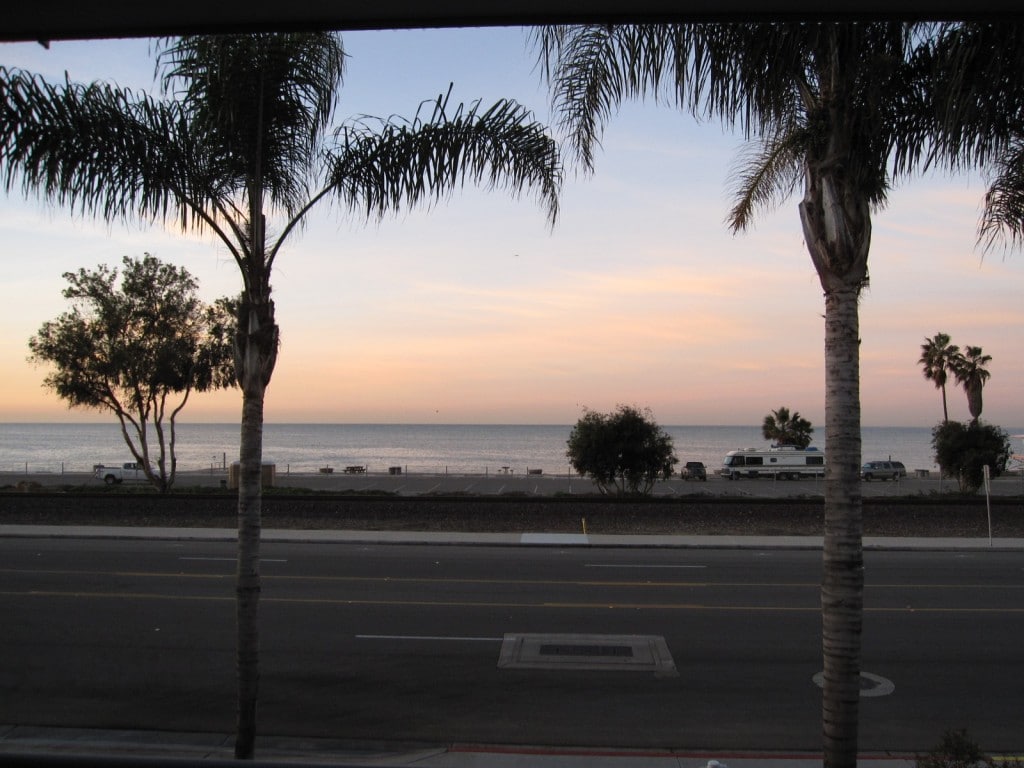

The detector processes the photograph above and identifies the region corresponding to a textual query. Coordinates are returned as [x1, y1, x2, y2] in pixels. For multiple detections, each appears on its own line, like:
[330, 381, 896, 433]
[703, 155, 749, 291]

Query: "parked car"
[860, 460, 906, 481]
[93, 461, 146, 484]
[682, 461, 707, 481]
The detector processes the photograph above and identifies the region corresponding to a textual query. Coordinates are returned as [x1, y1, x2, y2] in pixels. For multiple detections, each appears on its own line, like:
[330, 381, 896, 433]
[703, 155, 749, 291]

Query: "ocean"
[1, 422, 1004, 477]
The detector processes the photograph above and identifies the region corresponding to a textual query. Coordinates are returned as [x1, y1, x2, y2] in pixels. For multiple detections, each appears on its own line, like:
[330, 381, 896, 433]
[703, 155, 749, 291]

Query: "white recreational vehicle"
[720, 445, 825, 480]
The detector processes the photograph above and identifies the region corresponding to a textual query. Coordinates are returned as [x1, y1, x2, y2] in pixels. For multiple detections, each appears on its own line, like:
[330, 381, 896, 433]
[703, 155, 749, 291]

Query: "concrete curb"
[0, 724, 924, 767]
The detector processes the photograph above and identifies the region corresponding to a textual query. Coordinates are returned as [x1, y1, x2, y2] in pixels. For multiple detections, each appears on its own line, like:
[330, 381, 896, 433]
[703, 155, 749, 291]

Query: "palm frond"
[157, 33, 346, 216]
[726, 125, 806, 232]
[979, 138, 1024, 253]
[537, 22, 925, 195]
[0, 66, 244, 244]
[2, 68, 165, 220]
[887, 23, 943, 180]
[535, 24, 691, 170]
[924, 22, 1024, 174]
[324, 92, 561, 227]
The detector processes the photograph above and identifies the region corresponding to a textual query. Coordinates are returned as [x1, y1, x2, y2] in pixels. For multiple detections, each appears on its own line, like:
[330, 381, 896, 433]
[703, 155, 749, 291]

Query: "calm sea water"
[2, 422, 1010, 476]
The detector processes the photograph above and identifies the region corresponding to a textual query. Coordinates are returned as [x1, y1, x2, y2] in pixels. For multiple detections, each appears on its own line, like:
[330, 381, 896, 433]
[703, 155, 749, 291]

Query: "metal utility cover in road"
[498, 633, 678, 678]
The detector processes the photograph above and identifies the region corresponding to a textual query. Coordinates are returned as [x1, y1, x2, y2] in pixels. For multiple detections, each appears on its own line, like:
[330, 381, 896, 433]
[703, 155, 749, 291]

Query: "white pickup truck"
[93, 462, 147, 484]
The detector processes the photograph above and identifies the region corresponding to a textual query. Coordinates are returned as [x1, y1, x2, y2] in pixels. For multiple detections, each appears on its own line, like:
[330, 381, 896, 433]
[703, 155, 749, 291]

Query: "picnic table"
[343, 465, 366, 474]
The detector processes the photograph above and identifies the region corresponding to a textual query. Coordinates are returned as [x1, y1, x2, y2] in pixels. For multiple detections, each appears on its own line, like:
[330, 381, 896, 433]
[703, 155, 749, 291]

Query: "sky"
[1, 28, 1021, 428]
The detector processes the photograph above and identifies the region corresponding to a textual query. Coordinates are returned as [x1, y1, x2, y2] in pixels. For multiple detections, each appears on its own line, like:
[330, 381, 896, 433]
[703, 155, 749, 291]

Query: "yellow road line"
[3, 567, 1023, 592]
[3, 589, 1024, 613]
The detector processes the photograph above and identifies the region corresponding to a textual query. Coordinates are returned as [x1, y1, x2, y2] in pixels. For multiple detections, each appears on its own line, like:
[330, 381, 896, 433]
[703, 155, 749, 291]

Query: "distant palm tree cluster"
[919, 332, 993, 425]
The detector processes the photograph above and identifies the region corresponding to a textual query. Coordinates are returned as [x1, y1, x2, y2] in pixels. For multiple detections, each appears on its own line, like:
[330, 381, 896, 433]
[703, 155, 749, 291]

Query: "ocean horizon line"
[0, 420, 959, 430]
[4, 422, 1018, 476]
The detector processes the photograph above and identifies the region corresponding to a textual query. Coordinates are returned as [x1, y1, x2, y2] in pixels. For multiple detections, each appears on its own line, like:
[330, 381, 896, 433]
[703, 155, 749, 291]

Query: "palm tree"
[0, 33, 560, 758]
[951, 345, 992, 425]
[537, 22, 935, 768]
[762, 406, 814, 449]
[919, 332, 960, 423]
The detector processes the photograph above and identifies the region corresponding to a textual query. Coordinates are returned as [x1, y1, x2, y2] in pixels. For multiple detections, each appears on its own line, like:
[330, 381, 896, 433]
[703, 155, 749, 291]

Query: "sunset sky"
[1, 28, 1021, 428]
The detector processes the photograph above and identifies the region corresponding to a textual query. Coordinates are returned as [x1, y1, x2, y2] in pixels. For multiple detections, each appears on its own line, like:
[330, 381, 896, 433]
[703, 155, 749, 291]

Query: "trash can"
[228, 461, 276, 489]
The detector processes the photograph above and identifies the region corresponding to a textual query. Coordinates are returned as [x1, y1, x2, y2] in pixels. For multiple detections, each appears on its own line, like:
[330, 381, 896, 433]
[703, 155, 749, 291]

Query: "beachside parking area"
[269, 470, 1024, 497]
[5, 468, 1024, 498]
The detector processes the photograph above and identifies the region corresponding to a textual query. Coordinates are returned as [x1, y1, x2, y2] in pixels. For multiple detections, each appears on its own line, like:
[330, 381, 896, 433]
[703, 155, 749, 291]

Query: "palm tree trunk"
[233, 284, 277, 760]
[799, 150, 868, 768]
[820, 286, 864, 768]
[234, 378, 263, 760]
[966, 383, 982, 425]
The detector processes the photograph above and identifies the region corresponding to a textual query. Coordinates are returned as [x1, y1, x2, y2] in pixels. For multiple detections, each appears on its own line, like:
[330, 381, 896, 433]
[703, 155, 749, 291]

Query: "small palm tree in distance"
[919, 332, 960, 423]
[762, 406, 814, 448]
[952, 345, 992, 426]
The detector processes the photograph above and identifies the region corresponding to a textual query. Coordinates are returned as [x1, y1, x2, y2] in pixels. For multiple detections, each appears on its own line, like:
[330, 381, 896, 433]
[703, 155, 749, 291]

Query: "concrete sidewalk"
[1, 523, 1023, 551]
[0, 724, 922, 767]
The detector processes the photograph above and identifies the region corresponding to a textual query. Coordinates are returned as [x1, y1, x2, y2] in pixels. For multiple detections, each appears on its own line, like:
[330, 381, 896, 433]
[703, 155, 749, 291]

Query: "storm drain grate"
[498, 633, 677, 677]
[540, 644, 633, 657]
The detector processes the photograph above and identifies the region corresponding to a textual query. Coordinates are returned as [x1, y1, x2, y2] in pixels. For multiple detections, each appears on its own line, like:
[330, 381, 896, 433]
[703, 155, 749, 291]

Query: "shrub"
[916, 729, 993, 768]
[566, 405, 677, 495]
[931, 421, 1011, 493]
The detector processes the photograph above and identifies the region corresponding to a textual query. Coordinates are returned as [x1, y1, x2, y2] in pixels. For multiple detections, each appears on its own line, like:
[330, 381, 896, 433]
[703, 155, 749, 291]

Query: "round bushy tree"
[931, 421, 1011, 493]
[566, 405, 677, 495]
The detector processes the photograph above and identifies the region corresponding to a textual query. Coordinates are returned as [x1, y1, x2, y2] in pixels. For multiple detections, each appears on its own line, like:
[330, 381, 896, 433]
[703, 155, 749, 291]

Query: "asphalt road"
[1, 537, 1022, 753]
